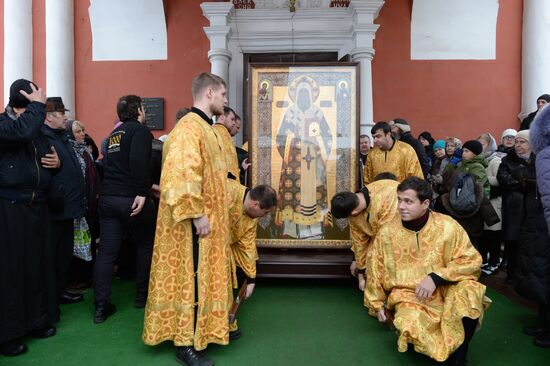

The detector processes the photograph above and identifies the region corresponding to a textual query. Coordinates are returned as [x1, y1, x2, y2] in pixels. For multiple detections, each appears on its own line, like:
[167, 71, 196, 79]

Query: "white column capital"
[349, 0, 385, 24]
[208, 48, 233, 64]
[350, 47, 375, 61]
[201, 2, 234, 27]
[202, 3, 233, 86]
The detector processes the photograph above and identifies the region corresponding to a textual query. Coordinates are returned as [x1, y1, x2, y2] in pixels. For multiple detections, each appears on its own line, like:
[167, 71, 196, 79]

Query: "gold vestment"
[363, 140, 424, 185]
[365, 212, 490, 362]
[348, 179, 399, 271]
[143, 112, 231, 351]
[213, 123, 239, 180]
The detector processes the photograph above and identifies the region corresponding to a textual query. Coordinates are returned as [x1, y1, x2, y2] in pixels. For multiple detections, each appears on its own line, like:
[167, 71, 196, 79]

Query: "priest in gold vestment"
[225, 179, 276, 336]
[213, 106, 240, 180]
[330, 173, 399, 291]
[142, 73, 230, 366]
[365, 177, 489, 365]
[364, 122, 424, 185]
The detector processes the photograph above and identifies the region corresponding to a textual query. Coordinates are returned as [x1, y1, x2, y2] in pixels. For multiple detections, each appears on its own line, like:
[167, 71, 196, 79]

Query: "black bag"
[449, 173, 478, 215]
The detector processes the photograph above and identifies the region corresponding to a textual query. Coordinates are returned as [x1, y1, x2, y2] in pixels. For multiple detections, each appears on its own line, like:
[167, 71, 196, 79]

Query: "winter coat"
[497, 150, 536, 241]
[42, 125, 86, 220]
[0, 103, 52, 204]
[530, 105, 550, 234]
[457, 155, 490, 199]
[483, 133, 506, 231]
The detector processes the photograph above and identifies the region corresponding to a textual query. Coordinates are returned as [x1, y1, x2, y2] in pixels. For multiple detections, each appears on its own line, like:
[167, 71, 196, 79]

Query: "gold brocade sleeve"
[433, 219, 482, 282]
[364, 232, 388, 312]
[406, 146, 425, 180]
[364, 153, 374, 186]
[349, 214, 370, 270]
[231, 216, 258, 279]
[161, 119, 205, 222]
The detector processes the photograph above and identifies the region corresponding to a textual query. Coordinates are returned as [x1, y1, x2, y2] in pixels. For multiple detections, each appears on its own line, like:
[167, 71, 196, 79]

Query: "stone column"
[201, 2, 233, 91]
[520, 0, 550, 119]
[3, 0, 33, 106]
[46, 0, 75, 115]
[349, 0, 384, 135]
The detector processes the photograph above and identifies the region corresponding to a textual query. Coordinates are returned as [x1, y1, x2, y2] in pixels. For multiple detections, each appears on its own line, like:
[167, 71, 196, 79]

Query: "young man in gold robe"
[213, 106, 240, 180]
[330, 173, 399, 292]
[365, 177, 489, 366]
[225, 179, 276, 339]
[364, 121, 424, 185]
[142, 72, 230, 366]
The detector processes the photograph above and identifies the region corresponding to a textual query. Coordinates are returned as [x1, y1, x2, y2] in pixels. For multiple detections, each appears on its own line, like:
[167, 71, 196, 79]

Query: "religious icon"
[250, 64, 358, 248]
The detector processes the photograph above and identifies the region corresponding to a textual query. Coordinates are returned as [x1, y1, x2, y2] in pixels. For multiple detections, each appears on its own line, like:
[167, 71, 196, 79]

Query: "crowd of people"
[1, 75, 549, 366]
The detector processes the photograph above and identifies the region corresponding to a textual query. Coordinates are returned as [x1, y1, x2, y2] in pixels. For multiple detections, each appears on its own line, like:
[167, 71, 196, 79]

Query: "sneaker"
[481, 263, 490, 271]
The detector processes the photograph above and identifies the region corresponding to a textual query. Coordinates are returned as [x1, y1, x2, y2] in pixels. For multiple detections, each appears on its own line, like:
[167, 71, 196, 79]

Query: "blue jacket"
[41, 125, 85, 220]
[0, 102, 52, 205]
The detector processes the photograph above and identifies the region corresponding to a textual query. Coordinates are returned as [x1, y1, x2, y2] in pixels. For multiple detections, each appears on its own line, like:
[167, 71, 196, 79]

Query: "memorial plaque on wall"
[142, 97, 164, 130]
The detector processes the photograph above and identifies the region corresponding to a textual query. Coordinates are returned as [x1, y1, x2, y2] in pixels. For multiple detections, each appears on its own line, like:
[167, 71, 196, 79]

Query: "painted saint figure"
[275, 76, 333, 239]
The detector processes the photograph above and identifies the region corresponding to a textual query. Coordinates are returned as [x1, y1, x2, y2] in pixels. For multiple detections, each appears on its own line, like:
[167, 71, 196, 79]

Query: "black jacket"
[42, 125, 86, 220]
[497, 150, 536, 241]
[0, 102, 52, 205]
[101, 120, 152, 197]
[400, 132, 431, 179]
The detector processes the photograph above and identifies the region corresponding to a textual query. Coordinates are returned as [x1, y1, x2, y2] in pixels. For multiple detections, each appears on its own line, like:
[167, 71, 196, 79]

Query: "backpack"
[449, 173, 478, 215]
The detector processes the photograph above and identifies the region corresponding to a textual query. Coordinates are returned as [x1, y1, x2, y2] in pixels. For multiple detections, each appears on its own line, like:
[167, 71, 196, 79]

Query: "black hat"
[45, 97, 69, 113]
[462, 140, 483, 156]
[537, 94, 550, 103]
[8, 79, 36, 108]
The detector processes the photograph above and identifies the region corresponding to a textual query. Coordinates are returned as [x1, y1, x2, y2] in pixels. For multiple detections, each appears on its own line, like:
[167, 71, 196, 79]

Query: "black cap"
[8, 79, 37, 108]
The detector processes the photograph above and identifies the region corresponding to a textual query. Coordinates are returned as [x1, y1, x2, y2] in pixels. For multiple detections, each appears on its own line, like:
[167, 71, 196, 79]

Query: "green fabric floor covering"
[2, 279, 548, 366]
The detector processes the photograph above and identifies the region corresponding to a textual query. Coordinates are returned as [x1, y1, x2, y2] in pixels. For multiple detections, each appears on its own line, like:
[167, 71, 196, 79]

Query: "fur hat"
[390, 118, 411, 133]
[501, 128, 517, 140]
[8, 79, 37, 108]
[462, 140, 483, 156]
[516, 130, 530, 142]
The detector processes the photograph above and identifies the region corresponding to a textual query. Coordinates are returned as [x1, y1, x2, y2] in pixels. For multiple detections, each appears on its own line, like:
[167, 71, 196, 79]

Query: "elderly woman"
[65, 120, 100, 264]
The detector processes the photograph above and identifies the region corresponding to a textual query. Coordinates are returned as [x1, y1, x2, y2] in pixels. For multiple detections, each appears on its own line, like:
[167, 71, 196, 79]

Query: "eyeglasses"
[503, 136, 515, 140]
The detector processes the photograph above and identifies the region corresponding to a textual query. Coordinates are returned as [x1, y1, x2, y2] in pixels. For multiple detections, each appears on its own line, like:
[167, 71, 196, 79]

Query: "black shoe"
[523, 325, 549, 337]
[229, 328, 241, 341]
[93, 302, 116, 324]
[30, 326, 56, 339]
[176, 346, 214, 366]
[134, 293, 147, 309]
[59, 291, 84, 304]
[534, 332, 550, 348]
[0, 340, 27, 357]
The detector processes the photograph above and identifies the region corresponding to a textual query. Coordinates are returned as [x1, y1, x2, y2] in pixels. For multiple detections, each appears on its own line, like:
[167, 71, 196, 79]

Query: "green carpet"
[2, 279, 548, 366]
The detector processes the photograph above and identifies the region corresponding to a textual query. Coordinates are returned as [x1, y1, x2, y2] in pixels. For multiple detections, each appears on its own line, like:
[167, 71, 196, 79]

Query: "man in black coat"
[0, 79, 60, 356]
[93, 95, 155, 323]
[520, 94, 550, 131]
[42, 97, 87, 307]
[390, 118, 431, 179]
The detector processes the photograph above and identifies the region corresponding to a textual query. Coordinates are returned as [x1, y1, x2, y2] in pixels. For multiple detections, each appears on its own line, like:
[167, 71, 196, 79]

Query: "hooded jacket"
[530, 105, 550, 233]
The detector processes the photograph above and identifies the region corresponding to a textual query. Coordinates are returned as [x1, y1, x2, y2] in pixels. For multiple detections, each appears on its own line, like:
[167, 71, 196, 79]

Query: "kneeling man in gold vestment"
[226, 179, 276, 339]
[365, 177, 490, 366]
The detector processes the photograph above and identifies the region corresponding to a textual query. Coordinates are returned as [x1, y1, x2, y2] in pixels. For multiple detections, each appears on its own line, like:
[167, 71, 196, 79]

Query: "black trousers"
[52, 219, 76, 300]
[93, 195, 155, 304]
[481, 230, 502, 266]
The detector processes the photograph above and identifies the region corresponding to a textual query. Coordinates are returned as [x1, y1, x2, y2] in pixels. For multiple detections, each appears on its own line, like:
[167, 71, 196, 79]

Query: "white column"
[350, 48, 375, 135]
[201, 2, 233, 93]
[46, 0, 75, 116]
[520, 0, 550, 119]
[3, 0, 33, 107]
[349, 0, 384, 135]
